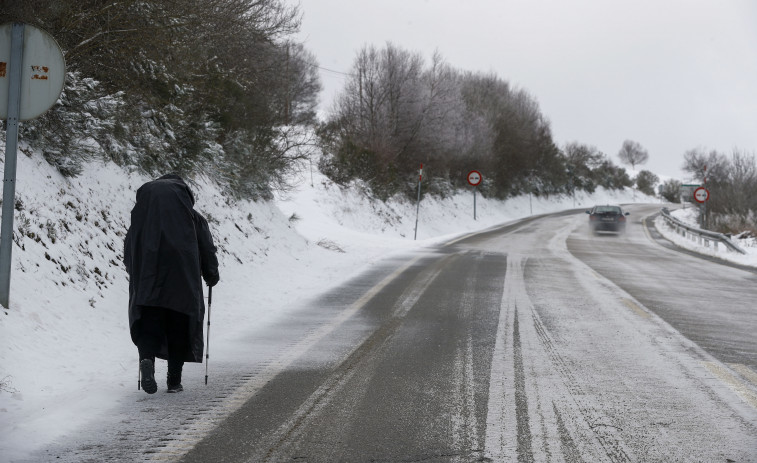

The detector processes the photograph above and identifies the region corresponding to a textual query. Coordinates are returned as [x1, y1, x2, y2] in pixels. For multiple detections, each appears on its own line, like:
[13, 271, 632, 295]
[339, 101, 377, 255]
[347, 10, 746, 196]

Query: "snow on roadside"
[654, 206, 757, 267]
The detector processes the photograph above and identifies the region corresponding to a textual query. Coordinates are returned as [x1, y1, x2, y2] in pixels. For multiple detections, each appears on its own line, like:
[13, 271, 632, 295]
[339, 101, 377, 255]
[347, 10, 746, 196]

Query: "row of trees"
[1, 0, 321, 198]
[318, 43, 637, 200]
[2, 4, 661, 204]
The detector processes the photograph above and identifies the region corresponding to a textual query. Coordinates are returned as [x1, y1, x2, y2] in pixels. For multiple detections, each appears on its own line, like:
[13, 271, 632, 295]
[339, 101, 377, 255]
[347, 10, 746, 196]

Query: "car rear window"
[595, 206, 621, 213]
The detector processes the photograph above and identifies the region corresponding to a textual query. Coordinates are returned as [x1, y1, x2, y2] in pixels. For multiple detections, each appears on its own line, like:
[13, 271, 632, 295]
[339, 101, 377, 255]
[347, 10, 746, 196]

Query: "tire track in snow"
[485, 253, 633, 462]
[512, 306, 533, 462]
[529, 300, 631, 462]
[451, 252, 488, 461]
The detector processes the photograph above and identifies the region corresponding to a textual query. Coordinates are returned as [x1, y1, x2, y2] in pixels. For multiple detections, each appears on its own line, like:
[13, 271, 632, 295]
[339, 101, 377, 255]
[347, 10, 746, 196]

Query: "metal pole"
[527, 170, 534, 215]
[529, 190, 532, 215]
[414, 164, 422, 240]
[473, 186, 477, 220]
[0, 23, 25, 309]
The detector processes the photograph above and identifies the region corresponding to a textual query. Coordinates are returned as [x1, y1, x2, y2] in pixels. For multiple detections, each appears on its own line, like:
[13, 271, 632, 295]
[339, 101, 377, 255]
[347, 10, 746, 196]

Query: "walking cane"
[205, 285, 212, 385]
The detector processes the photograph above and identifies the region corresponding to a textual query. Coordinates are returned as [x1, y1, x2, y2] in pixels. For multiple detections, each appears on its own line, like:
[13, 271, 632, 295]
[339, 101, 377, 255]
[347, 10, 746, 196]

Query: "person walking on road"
[124, 174, 220, 394]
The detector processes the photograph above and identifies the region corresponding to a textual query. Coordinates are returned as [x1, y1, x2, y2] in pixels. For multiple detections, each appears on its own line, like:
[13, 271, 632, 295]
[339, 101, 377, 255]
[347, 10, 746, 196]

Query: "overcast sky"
[293, 0, 757, 180]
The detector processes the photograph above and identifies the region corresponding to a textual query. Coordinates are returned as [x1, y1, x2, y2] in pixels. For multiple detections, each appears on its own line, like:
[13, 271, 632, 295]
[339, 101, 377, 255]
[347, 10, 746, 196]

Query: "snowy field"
[1, 144, 753, 460]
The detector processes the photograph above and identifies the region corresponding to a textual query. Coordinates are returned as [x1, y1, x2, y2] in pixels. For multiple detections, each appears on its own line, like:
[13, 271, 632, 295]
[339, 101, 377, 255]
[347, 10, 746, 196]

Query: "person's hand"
[206, 274, 219, 287]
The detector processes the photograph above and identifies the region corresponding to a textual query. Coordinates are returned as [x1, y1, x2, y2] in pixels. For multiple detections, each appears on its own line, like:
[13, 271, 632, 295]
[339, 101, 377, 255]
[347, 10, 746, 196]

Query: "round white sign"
[0, 23, 66, 121]
[467, 170, 482, 186]
[694, 187, 710, 203]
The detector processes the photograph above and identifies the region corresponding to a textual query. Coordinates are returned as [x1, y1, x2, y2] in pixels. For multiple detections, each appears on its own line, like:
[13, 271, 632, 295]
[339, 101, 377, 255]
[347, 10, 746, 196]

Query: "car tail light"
[619, 216, 626, 222]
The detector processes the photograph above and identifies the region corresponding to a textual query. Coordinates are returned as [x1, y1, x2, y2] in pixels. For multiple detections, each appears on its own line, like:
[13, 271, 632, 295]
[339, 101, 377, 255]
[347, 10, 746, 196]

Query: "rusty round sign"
[0, 23, 66, 121]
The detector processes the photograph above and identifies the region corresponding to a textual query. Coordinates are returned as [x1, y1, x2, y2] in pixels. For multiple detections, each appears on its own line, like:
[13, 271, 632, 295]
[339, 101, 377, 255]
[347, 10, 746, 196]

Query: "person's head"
[135, 174, 196, 206]
[157, 173, 195, 205]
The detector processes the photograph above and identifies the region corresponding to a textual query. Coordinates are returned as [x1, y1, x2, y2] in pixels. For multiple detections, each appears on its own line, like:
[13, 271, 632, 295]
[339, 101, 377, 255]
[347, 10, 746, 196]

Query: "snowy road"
[34, 206, 757, 462]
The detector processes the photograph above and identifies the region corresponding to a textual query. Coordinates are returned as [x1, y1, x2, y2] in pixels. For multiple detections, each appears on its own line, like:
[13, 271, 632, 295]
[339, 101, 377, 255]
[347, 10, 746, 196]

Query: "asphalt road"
[37, 205, 757, 462]
[568, 204, 757, 371]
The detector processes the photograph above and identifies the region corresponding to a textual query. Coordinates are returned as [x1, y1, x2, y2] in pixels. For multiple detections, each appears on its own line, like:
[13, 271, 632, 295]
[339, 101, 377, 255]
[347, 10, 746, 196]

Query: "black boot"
[140, 359, 157, 394]
[167, 370, 183, 393]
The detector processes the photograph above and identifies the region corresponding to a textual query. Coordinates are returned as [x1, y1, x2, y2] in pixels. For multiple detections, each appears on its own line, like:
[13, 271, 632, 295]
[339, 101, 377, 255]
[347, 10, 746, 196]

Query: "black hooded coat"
[124, 175, 219, 362]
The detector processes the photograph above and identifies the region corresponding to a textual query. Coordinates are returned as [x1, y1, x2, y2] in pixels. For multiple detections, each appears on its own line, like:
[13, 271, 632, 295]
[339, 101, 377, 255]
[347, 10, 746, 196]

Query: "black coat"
[124, 174, 219, 362]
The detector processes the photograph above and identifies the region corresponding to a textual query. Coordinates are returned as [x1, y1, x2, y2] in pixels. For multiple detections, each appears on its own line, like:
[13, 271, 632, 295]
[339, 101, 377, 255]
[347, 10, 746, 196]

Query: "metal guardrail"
[659, 207, 746, 254]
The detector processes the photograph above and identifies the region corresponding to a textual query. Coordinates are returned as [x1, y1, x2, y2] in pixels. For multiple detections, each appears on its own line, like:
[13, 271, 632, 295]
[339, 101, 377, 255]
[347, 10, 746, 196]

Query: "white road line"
[445, 232, 478, 246]
[621, 298, 651, 319]
[704, 362, 757, 410]
[730, 363, 757, 388]
[483, 256, 519, 460]
[392, 254, 450, 318]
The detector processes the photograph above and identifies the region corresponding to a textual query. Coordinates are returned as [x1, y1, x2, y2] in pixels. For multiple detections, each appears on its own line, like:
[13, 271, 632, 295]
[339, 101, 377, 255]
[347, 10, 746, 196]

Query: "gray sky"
[294, 0, 757, 180]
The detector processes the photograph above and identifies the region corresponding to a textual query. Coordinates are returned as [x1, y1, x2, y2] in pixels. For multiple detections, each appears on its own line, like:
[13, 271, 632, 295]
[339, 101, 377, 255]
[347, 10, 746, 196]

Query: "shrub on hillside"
[635, 170, 660, 196]
[660, 179, 682, 203]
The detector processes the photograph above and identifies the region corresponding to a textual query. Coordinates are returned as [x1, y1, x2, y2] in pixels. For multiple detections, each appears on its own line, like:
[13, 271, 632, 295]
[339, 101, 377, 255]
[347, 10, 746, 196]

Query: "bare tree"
[275, 42, 322, 125]
[330, 44, 443, 187]
[682, 147, 728, 183]
[617, 139, 649, 170]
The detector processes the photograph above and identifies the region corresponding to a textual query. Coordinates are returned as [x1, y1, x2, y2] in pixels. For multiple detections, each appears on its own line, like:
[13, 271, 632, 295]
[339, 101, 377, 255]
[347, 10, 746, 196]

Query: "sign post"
[414, 163, 423, 240]
[467, 170, 482, 220]
[693, 186, 710, 229]
[702, 165, 707, 228]
[0, 22, 66, 308]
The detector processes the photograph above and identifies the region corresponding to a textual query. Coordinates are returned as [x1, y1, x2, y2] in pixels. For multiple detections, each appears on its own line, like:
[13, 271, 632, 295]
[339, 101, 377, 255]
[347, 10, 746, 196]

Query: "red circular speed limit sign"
[694, 187, 710, 203]
[467, 170, 482, 186]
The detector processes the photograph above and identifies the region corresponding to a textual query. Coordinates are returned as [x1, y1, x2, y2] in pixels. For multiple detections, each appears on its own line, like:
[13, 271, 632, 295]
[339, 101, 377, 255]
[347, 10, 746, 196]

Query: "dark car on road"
[586, 205, 630, 234]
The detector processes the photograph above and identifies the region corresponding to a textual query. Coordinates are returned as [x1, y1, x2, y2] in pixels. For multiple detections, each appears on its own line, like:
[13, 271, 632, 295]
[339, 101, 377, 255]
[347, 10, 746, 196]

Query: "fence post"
[413, 163, 423, 240]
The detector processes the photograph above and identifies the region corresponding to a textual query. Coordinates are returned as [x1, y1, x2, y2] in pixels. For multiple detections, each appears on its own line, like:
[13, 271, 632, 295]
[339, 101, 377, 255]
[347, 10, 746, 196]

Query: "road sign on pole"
[0, 23, 66, 120]
[0, 22, 66, 308]
[467, 171, 482, 220]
